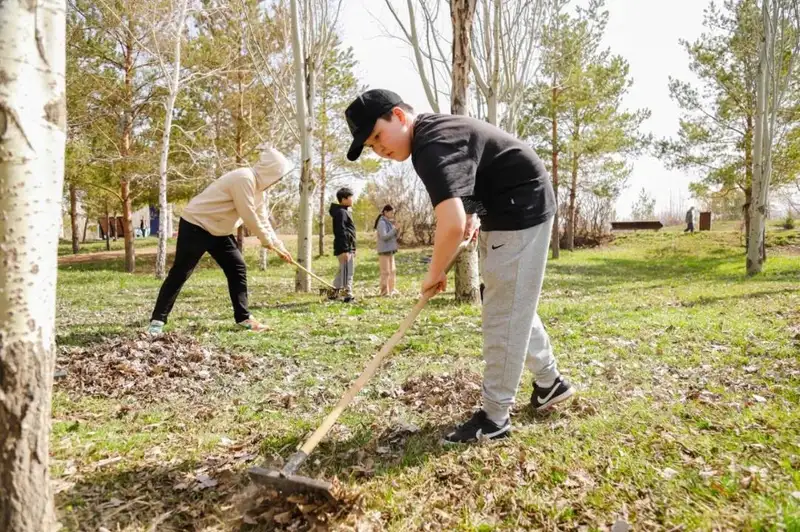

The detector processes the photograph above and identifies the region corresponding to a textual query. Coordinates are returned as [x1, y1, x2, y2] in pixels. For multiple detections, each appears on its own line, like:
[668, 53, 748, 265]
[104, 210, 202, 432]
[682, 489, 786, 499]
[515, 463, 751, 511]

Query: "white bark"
[259, 247, 269, 270]
[291, 0, 313, 291]
[156, 0, 189, 280]
[748, 0, 799, 275]
[0, 0, 66, 528]
[260, 191, 269, 270]
[748, 0, 769, 276]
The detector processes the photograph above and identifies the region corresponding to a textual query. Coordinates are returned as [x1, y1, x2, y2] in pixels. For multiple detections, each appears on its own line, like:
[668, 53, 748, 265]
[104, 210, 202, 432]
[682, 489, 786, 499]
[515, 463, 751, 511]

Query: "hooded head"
[251, 145, 293, 191]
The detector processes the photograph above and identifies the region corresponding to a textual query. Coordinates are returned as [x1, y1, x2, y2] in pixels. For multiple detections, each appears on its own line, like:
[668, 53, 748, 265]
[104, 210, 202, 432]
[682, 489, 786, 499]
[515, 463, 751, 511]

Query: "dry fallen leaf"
[661, 467, 679, 480]
[195, 474, 218, 489]
[611, 519, 631, 532]
[95, 456, 122, 468]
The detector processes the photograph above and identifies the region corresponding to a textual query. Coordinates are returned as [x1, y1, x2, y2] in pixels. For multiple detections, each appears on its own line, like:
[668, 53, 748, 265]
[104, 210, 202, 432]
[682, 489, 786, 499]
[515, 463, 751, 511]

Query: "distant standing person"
[685, 207, 695, 233]
[329, 187, 357, 303]
[374, 204, 399, 296]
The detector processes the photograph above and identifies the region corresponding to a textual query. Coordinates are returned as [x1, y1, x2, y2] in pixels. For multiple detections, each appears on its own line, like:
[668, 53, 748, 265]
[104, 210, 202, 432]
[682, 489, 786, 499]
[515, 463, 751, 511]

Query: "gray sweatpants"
[479, 217, 559, 422]
[333, 253, 354, 294]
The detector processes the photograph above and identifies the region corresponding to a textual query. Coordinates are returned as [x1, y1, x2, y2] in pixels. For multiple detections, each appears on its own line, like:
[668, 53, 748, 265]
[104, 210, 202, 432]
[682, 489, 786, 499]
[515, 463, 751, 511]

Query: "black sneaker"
[531, 375, 575, 411]
[442, 410, 511, 444]
[342, 294, 355, 303]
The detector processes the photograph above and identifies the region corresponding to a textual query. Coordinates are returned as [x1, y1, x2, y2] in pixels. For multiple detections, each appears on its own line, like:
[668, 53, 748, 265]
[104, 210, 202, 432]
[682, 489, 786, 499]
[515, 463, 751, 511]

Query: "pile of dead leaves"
[239, 481, 371, 531]
[401, 369, 482, 419]
[56, 332, 266, 401]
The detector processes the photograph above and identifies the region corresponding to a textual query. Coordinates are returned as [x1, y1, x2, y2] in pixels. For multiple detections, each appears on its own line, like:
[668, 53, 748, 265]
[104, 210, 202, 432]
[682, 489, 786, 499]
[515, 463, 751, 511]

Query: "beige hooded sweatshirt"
[181, 147, 292, 248]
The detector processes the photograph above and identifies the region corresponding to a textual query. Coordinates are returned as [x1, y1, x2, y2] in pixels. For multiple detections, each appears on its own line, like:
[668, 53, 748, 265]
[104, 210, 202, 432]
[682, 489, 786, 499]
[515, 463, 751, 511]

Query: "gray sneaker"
[148, 320, 165, 335]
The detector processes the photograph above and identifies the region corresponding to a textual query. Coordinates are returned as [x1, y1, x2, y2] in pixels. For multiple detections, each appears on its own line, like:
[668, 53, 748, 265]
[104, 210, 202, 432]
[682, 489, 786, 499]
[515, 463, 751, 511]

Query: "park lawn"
[52, 225, 799, 531]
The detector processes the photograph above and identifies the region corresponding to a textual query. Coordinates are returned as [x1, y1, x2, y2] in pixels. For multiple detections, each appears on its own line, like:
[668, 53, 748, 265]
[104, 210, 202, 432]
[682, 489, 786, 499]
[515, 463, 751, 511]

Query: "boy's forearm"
[429, 198, 467, 277]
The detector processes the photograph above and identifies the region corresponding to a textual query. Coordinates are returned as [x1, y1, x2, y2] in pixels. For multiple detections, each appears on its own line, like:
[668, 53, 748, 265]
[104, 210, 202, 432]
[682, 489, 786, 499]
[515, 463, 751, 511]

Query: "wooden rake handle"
[268, 244, 337, 290]
[298, 238, 473, 456]
[289, 257, 337, 290]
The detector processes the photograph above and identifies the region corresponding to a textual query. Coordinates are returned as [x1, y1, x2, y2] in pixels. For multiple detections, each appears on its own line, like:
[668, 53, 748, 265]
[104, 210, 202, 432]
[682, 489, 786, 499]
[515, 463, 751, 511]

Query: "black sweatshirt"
[329, 203, 356, 255]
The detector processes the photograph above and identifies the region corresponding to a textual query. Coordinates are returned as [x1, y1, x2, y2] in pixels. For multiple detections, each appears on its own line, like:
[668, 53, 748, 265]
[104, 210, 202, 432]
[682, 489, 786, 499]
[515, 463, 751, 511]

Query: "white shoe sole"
[535, 386, 576, 411]
[441, 424, 511, 445]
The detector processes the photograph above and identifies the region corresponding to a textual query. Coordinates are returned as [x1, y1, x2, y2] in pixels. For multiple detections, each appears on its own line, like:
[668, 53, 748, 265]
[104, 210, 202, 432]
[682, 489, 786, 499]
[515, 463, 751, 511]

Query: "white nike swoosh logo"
[537, 385, 560, 405]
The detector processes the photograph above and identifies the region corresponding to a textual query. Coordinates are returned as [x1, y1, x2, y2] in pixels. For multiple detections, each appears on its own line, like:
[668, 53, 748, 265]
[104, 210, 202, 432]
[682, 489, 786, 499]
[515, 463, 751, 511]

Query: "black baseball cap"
[345, 89, 404, 161]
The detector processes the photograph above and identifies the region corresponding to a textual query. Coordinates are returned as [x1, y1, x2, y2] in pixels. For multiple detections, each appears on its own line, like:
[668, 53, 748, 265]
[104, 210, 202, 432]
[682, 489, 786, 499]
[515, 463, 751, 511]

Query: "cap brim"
[347, 128, 371, 161]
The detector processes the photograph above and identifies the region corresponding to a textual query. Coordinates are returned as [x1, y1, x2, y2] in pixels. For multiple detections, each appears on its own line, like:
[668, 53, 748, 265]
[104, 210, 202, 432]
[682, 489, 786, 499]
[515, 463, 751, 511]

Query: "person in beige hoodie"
[148, 146, 293, 334]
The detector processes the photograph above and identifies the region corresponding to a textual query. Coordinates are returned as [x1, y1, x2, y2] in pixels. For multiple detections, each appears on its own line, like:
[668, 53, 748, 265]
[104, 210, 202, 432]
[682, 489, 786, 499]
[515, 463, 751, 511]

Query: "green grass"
[52, 225, 800, 530]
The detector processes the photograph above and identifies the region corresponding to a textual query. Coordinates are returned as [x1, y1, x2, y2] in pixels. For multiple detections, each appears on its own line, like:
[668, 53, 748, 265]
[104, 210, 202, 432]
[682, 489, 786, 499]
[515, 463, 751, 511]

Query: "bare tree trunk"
[69, 181, 80, 254]
[0, 0, 66, 526]
[236, 226, 245, 252]
[451, 1, 475, 115]
[450, 0, 481, 305]
[566, 149, 578, 251]
[748, 0, 771, 275]
[156, 0, 189, 280]
[121, 21, 136, 273]
[318, 141, 326, 257]
[260, 192, 269, 270]
[318, 74, 327, 258]
[235, 69, 246, 254]
[743, 186, 752, 251]
[82, 214, 89, 243]
[121, 180, 135, 272]
[743, 116, 753, 252]
[550, 85, 560, 259]
[105, 202, 111, 251]
[291, 0, 313, 292]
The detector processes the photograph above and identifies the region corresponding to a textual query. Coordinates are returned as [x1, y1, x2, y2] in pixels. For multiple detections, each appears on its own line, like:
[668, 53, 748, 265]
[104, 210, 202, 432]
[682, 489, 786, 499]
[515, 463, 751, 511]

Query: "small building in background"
[699, 211, 712, 231]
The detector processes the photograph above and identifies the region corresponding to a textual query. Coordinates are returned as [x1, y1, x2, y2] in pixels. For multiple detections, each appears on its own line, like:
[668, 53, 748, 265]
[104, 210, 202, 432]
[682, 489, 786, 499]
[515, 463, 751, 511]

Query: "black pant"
[684, 222, 694, 233]
[151, 218, 250, 324]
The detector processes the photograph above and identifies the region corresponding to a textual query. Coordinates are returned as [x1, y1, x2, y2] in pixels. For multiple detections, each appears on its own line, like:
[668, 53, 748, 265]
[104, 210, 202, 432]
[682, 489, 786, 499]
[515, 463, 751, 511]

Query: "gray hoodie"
[376, 215, 398, 254]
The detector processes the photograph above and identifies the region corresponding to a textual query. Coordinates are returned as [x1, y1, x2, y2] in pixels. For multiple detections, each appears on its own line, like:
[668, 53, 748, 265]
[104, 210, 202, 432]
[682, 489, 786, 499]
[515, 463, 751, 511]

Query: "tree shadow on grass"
[54, 423, 455, 532]
[56, 456, 250, 532]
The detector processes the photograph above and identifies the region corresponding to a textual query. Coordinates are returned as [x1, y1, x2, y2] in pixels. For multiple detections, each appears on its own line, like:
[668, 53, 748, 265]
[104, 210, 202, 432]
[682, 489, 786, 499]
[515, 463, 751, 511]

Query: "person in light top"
[148, 146, 293, 334]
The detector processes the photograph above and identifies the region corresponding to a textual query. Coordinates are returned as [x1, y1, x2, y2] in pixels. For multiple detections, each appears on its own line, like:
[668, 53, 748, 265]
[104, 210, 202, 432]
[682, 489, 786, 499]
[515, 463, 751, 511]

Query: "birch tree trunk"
[121, 22, 136, 273]
[292, 0, 312, 292]
[566, 128, 579, 251]
[550, 85, 560, 259]
[260, 192, 269, 270]
[156, 0, 189, 280]
[0, 0, 66, 528]
[747, 0, 773, 275]
[104, 202, 111, 250]
[318, 144, 326, 257]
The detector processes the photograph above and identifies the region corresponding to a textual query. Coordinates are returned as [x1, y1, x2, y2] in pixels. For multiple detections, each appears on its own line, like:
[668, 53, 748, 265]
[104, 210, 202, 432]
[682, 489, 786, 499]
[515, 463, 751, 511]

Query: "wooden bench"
[611, 220, 664, 231]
